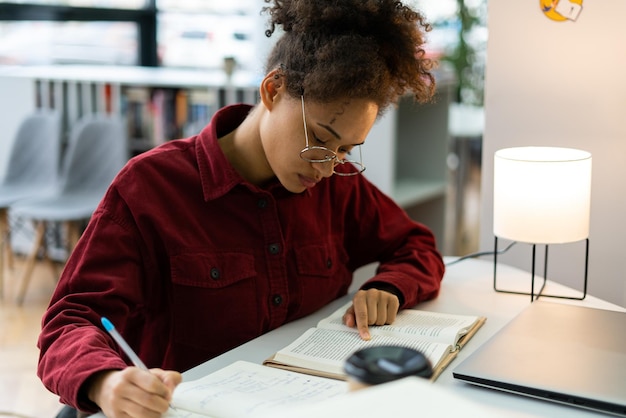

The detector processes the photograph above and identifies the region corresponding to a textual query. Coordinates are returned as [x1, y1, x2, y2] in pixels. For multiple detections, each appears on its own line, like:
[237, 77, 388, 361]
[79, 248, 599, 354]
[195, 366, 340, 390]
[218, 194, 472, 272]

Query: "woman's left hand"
[343, 288, 400, 340]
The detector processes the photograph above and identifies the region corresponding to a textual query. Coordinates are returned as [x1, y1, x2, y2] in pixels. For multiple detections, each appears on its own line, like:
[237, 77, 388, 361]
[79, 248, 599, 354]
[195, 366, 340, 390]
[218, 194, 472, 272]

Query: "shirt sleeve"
[342, 175, 445, 308]
[37, 186, 148, 412]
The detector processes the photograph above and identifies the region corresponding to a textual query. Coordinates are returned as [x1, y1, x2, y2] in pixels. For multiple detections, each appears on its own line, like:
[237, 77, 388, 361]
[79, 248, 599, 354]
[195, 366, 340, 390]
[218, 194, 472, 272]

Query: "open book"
[263, 303, 486, 382]
[164, 360, 347, 418]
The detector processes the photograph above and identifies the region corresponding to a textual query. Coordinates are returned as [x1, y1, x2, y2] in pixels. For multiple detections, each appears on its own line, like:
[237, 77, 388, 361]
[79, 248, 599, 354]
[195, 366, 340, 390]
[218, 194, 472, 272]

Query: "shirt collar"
[195, 103, 314, 202]
[196, 104, 253, 201]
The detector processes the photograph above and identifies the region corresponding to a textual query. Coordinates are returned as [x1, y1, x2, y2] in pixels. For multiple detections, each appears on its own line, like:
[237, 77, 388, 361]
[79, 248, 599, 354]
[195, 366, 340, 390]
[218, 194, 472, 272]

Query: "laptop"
[453, 300, 626, 416]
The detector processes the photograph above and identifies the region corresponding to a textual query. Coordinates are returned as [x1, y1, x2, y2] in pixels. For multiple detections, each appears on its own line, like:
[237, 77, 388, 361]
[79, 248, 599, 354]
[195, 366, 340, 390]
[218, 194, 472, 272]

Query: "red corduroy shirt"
[37, 104, 444, 412]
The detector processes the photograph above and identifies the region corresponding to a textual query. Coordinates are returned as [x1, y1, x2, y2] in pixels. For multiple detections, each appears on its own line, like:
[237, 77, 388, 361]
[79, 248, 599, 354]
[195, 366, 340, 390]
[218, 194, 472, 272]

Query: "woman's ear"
[259, 69, 284, 110]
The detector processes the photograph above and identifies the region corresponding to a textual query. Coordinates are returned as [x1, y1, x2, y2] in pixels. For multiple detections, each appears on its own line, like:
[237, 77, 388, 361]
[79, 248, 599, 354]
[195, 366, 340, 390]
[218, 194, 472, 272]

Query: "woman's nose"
[312, 160, 335, 178]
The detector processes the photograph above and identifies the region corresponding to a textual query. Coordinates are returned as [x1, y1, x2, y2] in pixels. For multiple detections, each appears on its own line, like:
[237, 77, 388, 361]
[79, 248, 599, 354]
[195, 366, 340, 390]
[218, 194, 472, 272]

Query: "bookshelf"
[0, 65, 260, 157]
[0, 65, 454, 250]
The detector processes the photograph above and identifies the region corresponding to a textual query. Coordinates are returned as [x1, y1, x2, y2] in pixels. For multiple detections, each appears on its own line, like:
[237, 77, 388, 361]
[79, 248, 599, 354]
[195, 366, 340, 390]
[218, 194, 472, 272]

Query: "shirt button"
[257, 198, 268, 209]
[272, 294, 283, 306]
[210, 268, 220, 280]
[326, 258, 333, 269]
[268, 243, 281, 255]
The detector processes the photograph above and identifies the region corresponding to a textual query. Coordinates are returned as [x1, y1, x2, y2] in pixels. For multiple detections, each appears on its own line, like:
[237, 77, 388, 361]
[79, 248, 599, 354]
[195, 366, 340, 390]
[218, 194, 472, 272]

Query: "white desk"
[88, 258, 623, 417]
[180, 257, 624, 418]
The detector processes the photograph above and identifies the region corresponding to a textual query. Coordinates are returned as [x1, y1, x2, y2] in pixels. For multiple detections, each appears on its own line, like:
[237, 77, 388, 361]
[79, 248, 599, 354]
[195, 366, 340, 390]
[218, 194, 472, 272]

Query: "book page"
[166, 361, 347, 418]
[270, 327, 453, 377]
[252, 376, 502, 418]
[318, 303, 479, 346]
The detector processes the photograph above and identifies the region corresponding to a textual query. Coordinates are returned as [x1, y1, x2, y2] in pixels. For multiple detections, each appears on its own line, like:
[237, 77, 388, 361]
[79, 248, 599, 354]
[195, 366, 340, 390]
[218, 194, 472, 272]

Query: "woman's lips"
[299, 174, 318, 189]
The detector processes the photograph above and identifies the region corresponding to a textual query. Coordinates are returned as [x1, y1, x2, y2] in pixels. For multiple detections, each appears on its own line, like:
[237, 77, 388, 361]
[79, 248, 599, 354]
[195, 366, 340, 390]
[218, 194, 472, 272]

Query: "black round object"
[344, 345, 433, 385]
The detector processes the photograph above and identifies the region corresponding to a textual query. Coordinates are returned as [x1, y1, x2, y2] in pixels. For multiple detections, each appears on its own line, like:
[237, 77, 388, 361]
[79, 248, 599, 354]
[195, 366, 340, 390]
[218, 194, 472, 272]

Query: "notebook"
[453, 300, 626, 417]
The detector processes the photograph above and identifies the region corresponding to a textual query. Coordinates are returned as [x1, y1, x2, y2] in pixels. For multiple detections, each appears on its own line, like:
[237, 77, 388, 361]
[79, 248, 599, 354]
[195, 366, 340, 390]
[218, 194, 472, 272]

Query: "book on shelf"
[184, 89, 215, 137]
[263, 302, 486, 382]
[163, 360, 346, 418]
[122, 86, 214, 153]
[122, 86, 153, 150]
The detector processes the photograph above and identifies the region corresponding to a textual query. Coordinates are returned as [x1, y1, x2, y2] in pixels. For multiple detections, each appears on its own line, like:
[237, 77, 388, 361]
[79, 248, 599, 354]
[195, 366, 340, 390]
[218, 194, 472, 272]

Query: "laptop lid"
[453, 300, 626, 417]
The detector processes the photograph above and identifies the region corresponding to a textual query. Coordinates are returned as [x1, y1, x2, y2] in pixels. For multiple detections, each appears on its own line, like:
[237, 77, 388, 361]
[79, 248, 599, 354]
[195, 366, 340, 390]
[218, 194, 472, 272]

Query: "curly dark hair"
[262, 0, 436, 113]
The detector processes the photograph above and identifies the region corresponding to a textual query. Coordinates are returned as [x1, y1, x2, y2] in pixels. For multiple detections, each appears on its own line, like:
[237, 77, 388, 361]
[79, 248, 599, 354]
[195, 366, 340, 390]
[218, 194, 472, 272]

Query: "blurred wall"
[480, 0, 626, 307]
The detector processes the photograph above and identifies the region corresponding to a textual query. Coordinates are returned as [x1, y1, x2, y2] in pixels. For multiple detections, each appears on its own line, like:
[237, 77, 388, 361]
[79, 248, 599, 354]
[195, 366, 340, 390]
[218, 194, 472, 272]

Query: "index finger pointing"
[352, 297, 371, 341]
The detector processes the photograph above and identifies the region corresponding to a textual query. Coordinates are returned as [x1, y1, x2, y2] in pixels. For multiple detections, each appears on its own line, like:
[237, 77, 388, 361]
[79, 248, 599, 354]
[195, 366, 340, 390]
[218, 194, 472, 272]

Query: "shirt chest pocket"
[171, 251, 256, 288]
[295, 244, 336, 278]
[169, 251, 261, 357]
[293, 244, 351, 314]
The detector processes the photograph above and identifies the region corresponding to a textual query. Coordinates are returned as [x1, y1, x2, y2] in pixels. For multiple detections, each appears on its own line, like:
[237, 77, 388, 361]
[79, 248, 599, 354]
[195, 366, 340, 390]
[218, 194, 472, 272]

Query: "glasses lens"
[300, 146, 336, 163]
[334, 160, 365, 176]
[300, 146, 365, 176]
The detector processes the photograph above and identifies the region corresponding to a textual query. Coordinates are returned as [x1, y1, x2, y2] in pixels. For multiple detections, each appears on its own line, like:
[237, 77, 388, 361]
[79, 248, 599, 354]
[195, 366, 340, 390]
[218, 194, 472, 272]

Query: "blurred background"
[0, 0, 487, 256]
[0, 0, 487, 103]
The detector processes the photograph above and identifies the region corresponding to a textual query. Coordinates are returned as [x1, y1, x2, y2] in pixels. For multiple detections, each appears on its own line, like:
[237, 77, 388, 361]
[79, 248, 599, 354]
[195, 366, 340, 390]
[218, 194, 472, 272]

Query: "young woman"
[39, 1, 445, 417]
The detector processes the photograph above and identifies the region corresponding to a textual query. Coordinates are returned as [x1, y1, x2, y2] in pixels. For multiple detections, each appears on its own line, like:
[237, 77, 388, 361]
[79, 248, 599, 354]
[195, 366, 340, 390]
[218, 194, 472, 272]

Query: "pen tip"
[101, 317, 114, 332]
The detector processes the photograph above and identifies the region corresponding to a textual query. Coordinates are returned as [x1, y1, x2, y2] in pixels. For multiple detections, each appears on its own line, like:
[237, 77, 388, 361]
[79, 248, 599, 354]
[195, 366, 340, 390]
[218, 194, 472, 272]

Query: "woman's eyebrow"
[317, 122, 341, 140]
[316, 122, 365, 146]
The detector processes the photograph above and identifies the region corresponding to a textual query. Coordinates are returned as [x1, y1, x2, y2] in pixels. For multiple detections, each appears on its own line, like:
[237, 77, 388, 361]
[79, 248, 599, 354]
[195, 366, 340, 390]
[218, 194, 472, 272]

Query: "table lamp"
[492, 146, 592, 301]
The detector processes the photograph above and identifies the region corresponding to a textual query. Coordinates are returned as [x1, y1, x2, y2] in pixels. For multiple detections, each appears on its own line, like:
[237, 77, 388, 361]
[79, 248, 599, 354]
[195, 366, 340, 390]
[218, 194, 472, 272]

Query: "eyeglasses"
[299, 96, 366, 176]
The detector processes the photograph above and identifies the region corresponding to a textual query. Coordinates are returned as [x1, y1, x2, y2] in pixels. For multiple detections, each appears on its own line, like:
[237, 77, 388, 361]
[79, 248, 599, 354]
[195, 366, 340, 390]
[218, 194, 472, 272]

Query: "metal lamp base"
[493, 236, 589, 302]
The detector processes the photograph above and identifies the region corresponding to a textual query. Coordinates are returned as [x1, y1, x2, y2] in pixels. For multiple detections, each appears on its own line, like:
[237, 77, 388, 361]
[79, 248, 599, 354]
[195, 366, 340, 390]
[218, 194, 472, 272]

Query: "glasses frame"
[299, 96, 365, 176]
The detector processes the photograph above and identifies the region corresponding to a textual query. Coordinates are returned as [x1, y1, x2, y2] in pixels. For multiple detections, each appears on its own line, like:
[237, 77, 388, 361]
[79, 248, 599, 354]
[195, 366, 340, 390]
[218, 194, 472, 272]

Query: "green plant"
[439, 0, 486, 106]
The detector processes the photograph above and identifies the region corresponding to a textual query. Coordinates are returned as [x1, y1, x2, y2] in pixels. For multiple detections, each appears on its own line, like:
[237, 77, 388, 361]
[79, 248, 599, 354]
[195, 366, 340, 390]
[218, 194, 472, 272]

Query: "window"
[1, 0, 480, 82]
[156, 0, 258, 72]
[0, 21, 138, 65]
[0, 1, 154, 65]
[0, 0, 261, 70]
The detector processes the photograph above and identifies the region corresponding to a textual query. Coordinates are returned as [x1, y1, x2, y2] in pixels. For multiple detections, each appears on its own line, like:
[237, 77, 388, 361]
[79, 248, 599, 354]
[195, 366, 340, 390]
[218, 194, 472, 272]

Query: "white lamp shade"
[493, 146, 592, 244]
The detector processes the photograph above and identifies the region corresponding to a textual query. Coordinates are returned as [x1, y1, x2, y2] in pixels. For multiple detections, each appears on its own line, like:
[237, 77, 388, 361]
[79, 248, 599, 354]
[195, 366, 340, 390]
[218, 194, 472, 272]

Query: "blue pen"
[101, 317, 148, 370]
[101, 317, 179, 416]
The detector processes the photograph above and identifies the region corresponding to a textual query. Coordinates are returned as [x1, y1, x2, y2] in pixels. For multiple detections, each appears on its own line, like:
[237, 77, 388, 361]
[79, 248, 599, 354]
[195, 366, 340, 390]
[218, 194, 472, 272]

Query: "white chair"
[0, 110, 61, 300]
[10, 113, 128, 304]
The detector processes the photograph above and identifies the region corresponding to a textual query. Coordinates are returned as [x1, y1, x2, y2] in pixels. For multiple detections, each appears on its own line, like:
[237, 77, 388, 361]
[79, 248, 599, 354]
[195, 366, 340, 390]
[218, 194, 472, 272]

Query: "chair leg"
[6, 217, 14, 271]
[16, 220, 46, 306]
[0, 207, 7, 300]
[66, 220, 81, 254]
[43, 224, 59, 282]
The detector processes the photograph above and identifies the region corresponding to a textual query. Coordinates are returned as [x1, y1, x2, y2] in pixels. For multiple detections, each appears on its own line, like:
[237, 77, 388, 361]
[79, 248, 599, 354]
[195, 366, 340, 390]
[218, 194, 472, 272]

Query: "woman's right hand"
[88, 367, 182, 417]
